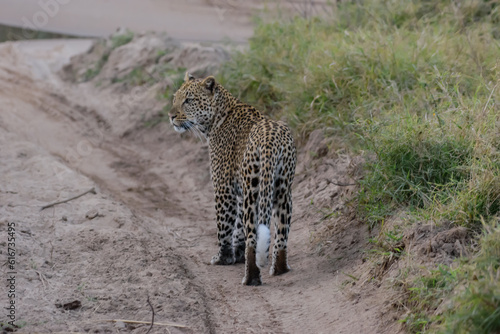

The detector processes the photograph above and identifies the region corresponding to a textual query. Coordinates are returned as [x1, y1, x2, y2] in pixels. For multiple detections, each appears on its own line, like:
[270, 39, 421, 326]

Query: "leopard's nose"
[169, 114, 177, 121]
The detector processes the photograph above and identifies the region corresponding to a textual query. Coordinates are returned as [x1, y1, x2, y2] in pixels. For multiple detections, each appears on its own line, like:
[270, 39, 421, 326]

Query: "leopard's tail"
[256, 224, 271, 269]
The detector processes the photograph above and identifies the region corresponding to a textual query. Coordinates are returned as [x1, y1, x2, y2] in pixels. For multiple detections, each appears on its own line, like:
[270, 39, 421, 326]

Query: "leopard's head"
[169, 72, 216, 137]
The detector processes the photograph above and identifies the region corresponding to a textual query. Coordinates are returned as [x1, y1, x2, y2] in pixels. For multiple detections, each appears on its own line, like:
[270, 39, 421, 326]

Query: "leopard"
[169, 72, 296, 286]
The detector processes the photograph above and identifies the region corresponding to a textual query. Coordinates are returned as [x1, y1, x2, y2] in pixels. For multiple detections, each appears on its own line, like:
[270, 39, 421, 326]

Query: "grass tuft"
[358, 115, 474, 226]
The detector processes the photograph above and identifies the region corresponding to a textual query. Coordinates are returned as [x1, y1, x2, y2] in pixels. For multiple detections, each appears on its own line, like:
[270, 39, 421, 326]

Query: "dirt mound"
[98, 32, 177, 80]
[405, 224, 469, 264]
[166, 42, 230, 78]
[60, 29, 230, 85]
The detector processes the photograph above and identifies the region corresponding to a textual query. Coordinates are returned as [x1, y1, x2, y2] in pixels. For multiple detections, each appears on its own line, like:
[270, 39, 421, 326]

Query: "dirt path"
[0, 40, 401, 333]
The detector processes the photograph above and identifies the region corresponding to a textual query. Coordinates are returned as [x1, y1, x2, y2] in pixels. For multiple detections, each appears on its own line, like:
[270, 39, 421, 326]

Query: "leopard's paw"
[270, 249, 290, 275]
[241, 275, 262, 286]
[210, 253, 235, 266]
[270, 263, 291, 276]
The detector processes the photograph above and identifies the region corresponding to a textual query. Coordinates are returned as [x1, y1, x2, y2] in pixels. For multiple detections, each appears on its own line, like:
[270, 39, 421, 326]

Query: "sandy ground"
[0, 38, 405, 333]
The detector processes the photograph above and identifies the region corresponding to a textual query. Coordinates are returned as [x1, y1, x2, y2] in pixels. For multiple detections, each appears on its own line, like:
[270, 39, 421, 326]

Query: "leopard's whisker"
[195, 124, 208, 143]
[186, 120, 206, 142]
[192, 127, 203, 142]
[186, 121, 203, 142]
[194, 124, 207, 142]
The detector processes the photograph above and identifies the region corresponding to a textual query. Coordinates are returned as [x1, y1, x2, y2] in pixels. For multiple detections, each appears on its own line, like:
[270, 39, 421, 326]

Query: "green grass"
[358, 115, 474, 225]
[357, 106, 500, 228]
[110, 30, 134, 49]
[216, 0, 500, 332]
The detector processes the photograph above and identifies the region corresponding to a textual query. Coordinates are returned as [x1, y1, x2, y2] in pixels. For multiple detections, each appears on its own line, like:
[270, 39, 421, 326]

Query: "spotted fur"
[169, 73, 296, 286]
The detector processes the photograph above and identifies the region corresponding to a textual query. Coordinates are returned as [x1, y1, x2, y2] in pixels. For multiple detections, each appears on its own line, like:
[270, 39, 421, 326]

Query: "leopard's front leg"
[210, 185, 237, 265]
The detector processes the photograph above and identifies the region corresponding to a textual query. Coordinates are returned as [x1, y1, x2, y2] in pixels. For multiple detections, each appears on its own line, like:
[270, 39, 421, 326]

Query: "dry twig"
[324, 179, 357, 187]
[146, 295, 155, 334]
[35, 270, 49, 289]
[40, 187, 96, 211]
[93, 319, 187, 328]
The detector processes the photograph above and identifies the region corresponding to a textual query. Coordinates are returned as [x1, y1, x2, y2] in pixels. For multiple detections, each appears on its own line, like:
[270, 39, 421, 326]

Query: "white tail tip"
[256, 224, 271, 269]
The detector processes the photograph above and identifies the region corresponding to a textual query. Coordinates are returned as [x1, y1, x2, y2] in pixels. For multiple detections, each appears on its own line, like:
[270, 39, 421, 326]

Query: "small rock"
[55, 300, 81, 310]
[85, 210, 99, 220]
[61, 215, 68, 221]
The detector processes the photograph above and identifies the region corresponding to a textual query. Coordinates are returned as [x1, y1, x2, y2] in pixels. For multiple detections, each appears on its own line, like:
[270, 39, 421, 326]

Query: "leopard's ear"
[184, 71, 195, 82]
[201, 76, 216, 93]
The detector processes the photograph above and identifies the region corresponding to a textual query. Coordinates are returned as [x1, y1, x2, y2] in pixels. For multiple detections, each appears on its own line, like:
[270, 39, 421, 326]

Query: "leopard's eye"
[184, 98, 193, 105]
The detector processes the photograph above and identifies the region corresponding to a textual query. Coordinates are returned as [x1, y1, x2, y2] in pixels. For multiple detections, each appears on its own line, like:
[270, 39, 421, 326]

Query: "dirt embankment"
[0, 35, 466, 333]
